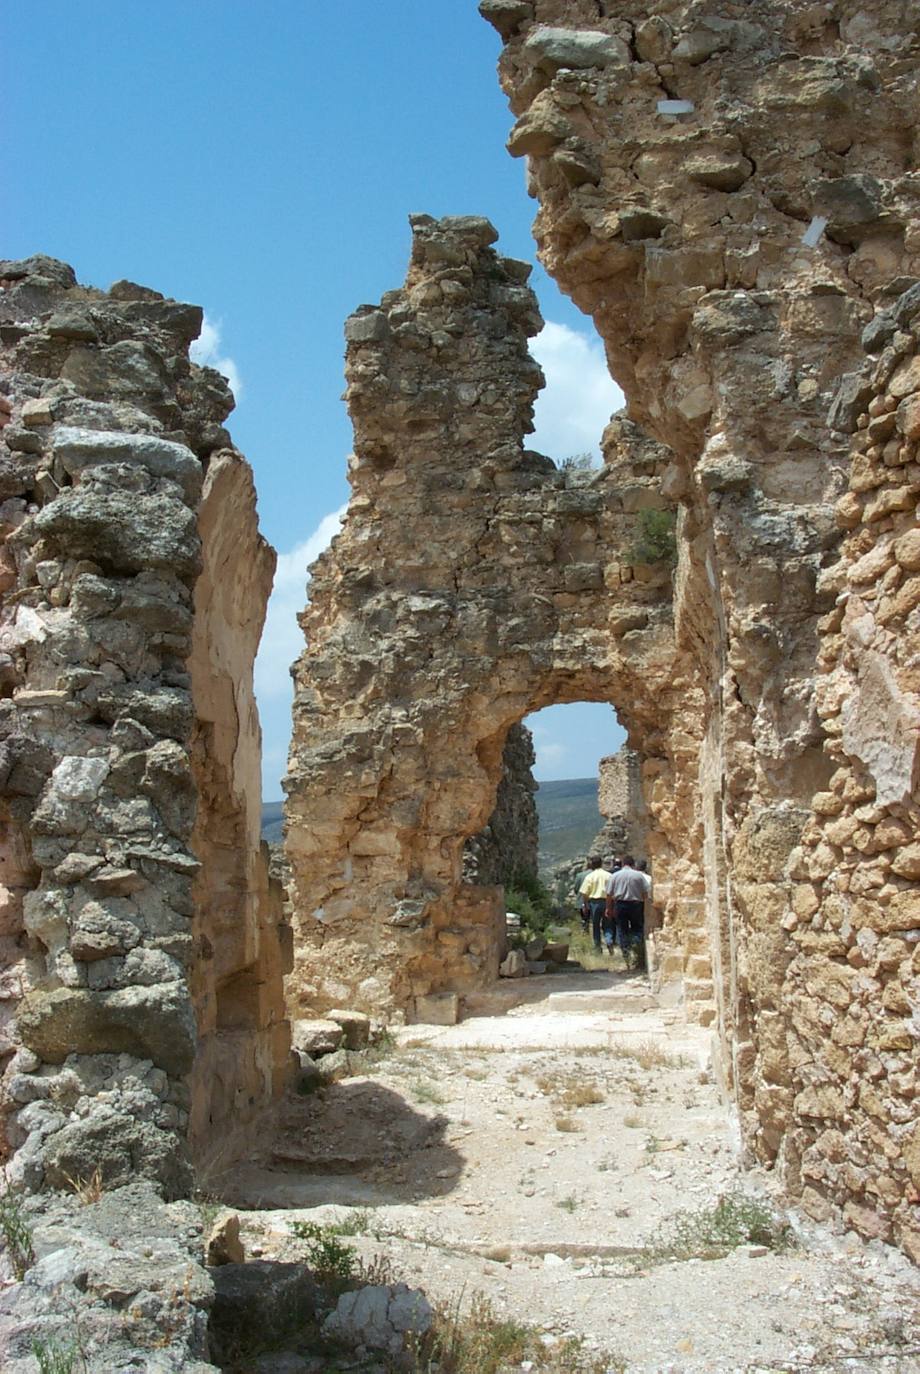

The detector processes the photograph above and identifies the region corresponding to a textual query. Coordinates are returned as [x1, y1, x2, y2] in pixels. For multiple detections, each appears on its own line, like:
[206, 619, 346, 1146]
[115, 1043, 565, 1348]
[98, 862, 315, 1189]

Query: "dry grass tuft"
[554, 1114, 580, 1133]
[534, 1071, 605, 1109]
[407, 1290, 623, 1373]
[560, 1080, 605, 1108]
[62, 1166, 104, 1205]
[608, 1038, 685, 1070]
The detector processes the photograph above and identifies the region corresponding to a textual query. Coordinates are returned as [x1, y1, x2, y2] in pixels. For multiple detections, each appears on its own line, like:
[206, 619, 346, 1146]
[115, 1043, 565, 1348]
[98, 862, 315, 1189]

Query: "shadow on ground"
[220, 1078, 465, 1210]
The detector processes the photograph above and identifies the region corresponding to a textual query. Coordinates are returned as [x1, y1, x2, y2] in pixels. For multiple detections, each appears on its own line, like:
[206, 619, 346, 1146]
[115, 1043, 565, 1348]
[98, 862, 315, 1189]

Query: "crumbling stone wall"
[285, 213, 711, 1025]
[0, 257, 289, 1192]
[462, 721, 539, 887]
[786, 290, 920, 1251]
[481, 0, 920, 1254]
[596, 746, 645, 857]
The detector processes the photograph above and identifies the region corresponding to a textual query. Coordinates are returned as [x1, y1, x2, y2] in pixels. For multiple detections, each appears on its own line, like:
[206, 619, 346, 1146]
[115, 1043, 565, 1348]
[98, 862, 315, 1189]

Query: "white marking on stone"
[657, 99, 695, 115]
[802, 216, 828, 248]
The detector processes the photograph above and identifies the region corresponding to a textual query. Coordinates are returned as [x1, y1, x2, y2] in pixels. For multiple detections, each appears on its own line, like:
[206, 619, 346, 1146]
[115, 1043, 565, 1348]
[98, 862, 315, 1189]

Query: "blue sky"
[4, 1, 626, 796]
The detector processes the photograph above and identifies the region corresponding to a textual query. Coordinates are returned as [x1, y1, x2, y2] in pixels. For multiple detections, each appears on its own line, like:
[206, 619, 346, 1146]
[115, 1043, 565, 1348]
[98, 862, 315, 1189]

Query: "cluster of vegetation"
[558, 450, 595, 474]
[639, 1191, 791, 1266]
[504, 868, 557, 937]
[291, 1219, 358, 1284]
[0, 1186, 35, 1280]
[629, 508, 677, 566]
[31, 1340, 80, 1374]
[409, 1291, 622, 1374]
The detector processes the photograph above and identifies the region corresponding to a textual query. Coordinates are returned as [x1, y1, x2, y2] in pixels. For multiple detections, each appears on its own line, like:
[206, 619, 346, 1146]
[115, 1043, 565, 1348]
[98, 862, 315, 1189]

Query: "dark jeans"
[615, 899, 645, 953]
[587, 899, 607, 948]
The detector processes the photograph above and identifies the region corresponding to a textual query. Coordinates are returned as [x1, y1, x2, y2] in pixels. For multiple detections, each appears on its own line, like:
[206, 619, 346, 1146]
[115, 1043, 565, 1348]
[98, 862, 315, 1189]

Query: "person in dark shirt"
[605, 855, 651, 967]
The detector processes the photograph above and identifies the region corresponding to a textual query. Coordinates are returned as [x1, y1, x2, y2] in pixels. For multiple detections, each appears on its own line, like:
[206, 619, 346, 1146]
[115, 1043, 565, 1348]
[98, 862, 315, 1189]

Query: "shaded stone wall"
[0, 257, 289, 1192]
[482, 0, 919, 1255]
[285, 214, 711, 1024]
[463, 720, 539, 887]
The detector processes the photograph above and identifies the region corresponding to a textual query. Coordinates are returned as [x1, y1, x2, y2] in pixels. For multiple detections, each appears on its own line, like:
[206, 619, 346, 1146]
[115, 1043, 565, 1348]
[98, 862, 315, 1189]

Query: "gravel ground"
[224, 970, 920, 1373]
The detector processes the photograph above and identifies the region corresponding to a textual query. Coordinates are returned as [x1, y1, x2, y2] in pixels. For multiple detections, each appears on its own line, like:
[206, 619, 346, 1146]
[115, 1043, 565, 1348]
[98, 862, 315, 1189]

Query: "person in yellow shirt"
[578, 856, 613, 952]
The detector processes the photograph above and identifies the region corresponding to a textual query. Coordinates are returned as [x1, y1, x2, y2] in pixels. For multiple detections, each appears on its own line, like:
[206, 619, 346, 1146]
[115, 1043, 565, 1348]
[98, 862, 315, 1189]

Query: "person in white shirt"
[578, 856, 613, 952]
[605, 855, 651, 966]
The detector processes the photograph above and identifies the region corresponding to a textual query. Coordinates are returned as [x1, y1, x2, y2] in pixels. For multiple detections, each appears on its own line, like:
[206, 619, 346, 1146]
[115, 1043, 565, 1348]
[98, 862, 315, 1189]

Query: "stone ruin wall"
[285, 212, 712, 1028]
[482, 0, 920, 1256]
[0, 0, 915, 1266]
[462, 720, 540, 887]
[0, 257, 290, 1193]
[596, 745, 646, 857]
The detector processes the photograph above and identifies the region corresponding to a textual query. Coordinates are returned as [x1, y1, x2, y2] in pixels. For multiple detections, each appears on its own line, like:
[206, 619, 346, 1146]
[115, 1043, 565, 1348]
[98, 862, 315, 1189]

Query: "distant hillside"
[535, 777, 601, 871]
[262, 777, 602, 870]
[262, 800, 284, 844]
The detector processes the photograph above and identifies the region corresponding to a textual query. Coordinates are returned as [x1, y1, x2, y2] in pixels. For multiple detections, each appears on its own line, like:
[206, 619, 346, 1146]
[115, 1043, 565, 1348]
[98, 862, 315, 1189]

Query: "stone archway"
[284, 214, 716, 1033]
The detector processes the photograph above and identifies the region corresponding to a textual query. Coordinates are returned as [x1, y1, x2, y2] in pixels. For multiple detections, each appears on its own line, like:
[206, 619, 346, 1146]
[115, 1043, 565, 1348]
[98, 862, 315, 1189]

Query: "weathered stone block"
[18, 983, 196, 1074]
[413, 992, 460, 1024]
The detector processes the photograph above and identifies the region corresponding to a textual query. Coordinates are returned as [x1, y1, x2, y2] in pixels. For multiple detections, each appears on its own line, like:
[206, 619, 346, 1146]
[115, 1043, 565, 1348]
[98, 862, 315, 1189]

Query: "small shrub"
[0, 1187, 35, 1279]
[629, 508, 677, 566]
[641, 1192, 791, 1266]
[554, 1114, 579, 1133]
[411, 1078, 446, 1106]
[555, 1193, 579, 1213]
[327, 1207, 376, 1237]
[31, 1338, 77, 1374]
[561, 1080, 604, 1109]
[409, 1290, 622, 1373]
[290, 1220, 356, 1282]
[504, 870, 556, 937]
[623, 1113, 644, 1129]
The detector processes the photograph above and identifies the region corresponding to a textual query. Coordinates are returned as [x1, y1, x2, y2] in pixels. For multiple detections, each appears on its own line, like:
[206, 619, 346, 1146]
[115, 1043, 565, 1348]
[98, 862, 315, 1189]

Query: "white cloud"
[255, 506, 346, 800]
[529, 321, 624, 464]
[255, 506, 347, 703]
[190, 313, 243, 400]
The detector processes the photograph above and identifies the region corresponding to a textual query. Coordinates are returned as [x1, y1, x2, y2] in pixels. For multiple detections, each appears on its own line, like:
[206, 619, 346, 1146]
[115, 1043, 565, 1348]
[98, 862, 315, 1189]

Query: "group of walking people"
[577, 854, 651, 967]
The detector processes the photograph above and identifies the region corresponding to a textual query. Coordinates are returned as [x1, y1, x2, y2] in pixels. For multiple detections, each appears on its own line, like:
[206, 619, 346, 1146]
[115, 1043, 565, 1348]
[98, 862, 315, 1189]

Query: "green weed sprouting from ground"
[555, 1193, 580, 1213]
[640, 1192, 791, 1266]
[31, 1338, 78, 1374]
[0, 1187, 35, 1279]
[326, 1207, 377, 1238]
[290, 1220, 357, 1282]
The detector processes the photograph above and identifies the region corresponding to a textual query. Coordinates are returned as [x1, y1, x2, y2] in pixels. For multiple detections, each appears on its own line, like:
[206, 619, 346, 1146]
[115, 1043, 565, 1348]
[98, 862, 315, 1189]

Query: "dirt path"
[224, 970, 920, 1372]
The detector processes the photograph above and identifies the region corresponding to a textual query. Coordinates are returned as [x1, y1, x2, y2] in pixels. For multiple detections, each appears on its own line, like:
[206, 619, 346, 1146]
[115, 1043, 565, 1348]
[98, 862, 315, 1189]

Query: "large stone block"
[18, 983, 196, 1075]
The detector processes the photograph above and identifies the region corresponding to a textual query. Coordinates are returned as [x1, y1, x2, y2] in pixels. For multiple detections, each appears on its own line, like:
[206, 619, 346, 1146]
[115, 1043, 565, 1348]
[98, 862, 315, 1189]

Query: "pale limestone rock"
[326, 1008, 371, 1050]
[291, 1018, 344, 1058]
[206, 1210, 244, 1266]
[0, 256, 287, 1196]
[499, 949, 527, 979]
[841, 652, 920, 807]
